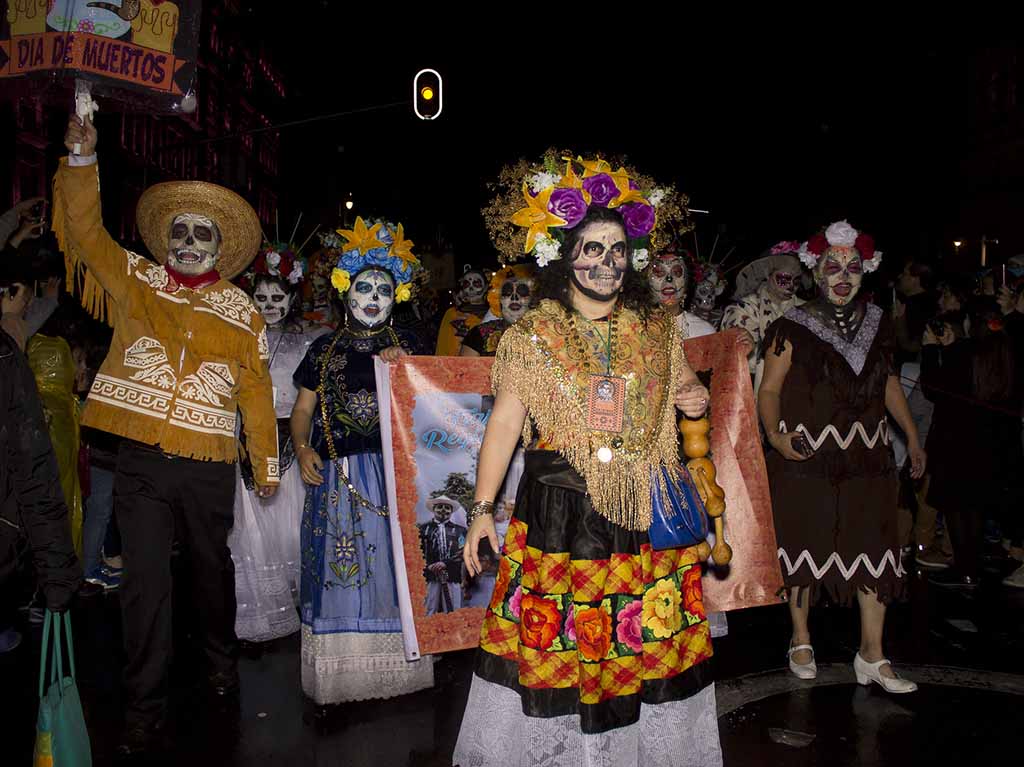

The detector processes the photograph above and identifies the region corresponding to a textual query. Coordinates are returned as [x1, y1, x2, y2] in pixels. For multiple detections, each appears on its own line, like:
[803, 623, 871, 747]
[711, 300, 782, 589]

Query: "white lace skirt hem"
[452, 674, 722, 767]
[300, 625, 435, 704]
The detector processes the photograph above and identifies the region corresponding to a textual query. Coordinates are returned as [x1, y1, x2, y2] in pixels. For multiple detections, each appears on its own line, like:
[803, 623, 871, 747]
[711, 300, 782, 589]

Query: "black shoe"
[207, 670, 240, 697]
[117, 722, 164, 756]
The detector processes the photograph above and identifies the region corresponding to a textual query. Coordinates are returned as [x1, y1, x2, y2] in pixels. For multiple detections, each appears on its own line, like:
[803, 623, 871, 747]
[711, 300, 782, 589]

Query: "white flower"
[528, 171, 561, 194]
[796, 242, 818, 269]
[825, 220, 858, 248]
[288, 262, 304, 284]
[533, 236, 562, 267]
[648, 188, 667, 208]
[266, 251, 282, 268]
[632, 248, 650, 270]
[320, 233, 342, 249]
[862, 250, 883, 273]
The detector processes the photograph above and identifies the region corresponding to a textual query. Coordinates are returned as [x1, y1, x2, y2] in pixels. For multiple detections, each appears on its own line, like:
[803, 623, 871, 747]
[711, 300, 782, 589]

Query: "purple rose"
[615, 600, 643, 653]
[582, 173, 618, 207]
[620, 202, 656, 238]
[547, 188, 588, 228]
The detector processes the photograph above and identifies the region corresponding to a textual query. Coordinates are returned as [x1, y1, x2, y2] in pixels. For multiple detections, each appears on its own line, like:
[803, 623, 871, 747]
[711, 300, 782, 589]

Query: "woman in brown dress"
[758, 221, 925, 694]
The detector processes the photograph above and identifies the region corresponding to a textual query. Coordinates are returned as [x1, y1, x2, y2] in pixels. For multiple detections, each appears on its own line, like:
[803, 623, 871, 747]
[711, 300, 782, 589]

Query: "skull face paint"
[570, 221, 628, 301]
[432, 503, 454, 523]
[459, 270, 487, 304]
[253, 277, 294, 326]
[649, 253, 688, 307]
[815, 246, 863, 306]
[346, 268, 395, 328]
[499, 277, 533, 323]
[167, 213, 220, 276]
[767, 256, 802, 302]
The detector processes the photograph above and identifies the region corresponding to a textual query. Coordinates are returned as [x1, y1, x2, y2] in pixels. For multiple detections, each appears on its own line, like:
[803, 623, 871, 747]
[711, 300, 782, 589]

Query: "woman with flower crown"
[290, 217, 434, 705]
[229, 235, 328, 643]
[455, 153, 722, 766]
[758, 221, 925, 693]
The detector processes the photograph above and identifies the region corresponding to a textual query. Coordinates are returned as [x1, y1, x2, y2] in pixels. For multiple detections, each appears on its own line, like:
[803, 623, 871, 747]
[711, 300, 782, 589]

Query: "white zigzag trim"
[778, 419, 889, 451]
[778, 548, 906, 581]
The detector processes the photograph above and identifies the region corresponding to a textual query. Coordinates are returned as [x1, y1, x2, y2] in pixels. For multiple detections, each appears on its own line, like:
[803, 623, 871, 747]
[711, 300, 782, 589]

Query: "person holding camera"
[759, 222, 924, 692]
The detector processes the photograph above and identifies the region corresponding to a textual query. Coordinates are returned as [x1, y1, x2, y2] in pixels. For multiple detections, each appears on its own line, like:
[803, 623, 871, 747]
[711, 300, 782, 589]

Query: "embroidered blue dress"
[295, 326, 434, 703]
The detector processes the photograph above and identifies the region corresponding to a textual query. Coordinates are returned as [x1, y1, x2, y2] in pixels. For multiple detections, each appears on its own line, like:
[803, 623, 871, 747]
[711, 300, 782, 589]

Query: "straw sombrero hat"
[136, 181, 261, 280]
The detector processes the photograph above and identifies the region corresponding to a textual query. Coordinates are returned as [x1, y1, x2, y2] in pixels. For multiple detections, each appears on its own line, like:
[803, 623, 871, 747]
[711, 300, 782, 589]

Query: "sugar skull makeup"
[649, 253, 688, 307]
[252, 277, 294, 326]
[768, 257, 802, 301]
[459, 270, 487, 304]
[347, 267, 395, 328]
[499, 277, 533, 323]
[815, 246, 863, 306]
[167, 213, 220, 275]
[570, 221, 628, 301]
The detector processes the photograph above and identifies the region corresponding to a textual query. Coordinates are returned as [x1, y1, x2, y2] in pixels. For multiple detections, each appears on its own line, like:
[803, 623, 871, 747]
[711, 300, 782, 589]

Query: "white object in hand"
[74, 79, 98, 155]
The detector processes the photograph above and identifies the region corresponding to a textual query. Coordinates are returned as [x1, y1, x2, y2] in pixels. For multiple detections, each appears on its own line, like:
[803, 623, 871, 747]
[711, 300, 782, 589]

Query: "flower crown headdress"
[483, 149, 691, 271]
[325, 217, 422, 303]
[797, 221, 882, 274]
[238, 216, 319, 291]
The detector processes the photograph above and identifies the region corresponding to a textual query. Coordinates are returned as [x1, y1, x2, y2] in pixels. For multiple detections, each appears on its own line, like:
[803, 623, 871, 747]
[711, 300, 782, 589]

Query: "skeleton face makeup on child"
[432, 502, 453, 523]
[346, 268, 395, 328]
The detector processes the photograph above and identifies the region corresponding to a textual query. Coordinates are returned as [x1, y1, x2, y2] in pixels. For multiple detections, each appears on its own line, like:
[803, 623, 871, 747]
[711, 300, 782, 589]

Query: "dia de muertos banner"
[1, 1, 201, 96]
[376, 328, 782, 659]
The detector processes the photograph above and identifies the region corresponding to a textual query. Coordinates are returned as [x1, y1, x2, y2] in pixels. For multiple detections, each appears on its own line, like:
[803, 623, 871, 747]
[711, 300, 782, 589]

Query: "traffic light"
[414, 69, 443, 120]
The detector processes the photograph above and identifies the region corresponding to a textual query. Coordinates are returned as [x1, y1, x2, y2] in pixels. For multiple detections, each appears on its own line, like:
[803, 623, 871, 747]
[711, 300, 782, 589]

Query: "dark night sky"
[257, 12, 965, 280]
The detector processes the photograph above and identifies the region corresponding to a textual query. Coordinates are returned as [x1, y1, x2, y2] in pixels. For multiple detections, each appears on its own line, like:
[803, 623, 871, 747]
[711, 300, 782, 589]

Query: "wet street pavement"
[4, 559, 1022, 766]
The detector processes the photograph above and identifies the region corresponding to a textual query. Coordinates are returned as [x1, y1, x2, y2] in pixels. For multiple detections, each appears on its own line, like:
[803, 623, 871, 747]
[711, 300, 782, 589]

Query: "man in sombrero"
[58, 115, 278, 755]
[418, 494, 467, 614]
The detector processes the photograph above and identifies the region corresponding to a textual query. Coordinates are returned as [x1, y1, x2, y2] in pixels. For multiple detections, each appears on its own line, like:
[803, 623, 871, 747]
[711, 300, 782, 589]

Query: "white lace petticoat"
[452, 674, 723, 767]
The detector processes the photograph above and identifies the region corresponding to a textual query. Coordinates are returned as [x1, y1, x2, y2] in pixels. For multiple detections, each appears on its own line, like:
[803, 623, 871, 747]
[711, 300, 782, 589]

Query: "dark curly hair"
[534, 207, 657, 320]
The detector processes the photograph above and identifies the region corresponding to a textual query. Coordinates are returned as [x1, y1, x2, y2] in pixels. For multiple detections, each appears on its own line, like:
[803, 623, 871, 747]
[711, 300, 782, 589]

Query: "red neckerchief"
[165, 266, 221, 291]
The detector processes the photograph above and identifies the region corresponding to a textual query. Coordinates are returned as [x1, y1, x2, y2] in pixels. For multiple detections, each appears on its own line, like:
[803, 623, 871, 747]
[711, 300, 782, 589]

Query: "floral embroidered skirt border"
[453, 450, 720, 764]
[300, 452, 434, 703]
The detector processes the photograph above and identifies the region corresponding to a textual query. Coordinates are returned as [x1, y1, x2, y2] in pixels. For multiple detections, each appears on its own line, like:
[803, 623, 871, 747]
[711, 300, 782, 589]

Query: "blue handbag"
[34, 610, 92, 766]
[648, 464, 709, 550]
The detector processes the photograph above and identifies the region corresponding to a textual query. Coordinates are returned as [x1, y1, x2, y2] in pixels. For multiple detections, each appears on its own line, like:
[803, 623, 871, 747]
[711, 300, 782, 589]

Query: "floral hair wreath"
[797, 221, 882, 274]
[482, 149, 692, 271]
[238, 237, 308, 295]
[322, 217, 422, 303]
[487, 263, 535, 316]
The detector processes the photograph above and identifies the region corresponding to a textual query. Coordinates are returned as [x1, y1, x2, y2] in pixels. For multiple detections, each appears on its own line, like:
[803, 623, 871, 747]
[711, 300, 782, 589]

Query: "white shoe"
[1003, 563, 1024, 588]
[854, 653, 917, 693]
[787, 643, 817, 680]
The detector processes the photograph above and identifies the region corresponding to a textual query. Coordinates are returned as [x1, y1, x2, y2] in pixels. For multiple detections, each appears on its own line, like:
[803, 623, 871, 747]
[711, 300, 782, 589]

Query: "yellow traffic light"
[414, 69, 443, 120]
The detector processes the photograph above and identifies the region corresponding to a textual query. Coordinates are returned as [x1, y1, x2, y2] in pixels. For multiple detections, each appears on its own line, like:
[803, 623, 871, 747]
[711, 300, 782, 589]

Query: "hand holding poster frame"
[376, 328, 783, 659]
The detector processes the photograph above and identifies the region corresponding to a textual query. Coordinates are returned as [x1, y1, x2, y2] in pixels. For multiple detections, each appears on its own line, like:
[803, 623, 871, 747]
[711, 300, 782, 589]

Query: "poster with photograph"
[377, 329, 782, 659]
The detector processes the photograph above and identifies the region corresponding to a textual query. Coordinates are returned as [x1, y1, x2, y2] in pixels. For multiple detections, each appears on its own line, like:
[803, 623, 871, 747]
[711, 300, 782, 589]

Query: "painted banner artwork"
[1, 1, 201, 95]
[376, 328, 782, 658]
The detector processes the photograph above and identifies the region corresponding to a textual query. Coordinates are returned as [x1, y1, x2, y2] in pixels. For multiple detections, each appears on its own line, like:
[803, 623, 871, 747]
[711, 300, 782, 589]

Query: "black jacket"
[0, 329, 80, 610]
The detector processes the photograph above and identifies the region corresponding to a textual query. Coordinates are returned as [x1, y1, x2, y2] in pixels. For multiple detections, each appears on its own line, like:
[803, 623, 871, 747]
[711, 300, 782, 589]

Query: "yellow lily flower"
[337, 217, 385, 254]
[511, 183, 568, 253]
[608, 166, 649, 209]
[390, 223, 419, 271]
[578, 156, 612, 178]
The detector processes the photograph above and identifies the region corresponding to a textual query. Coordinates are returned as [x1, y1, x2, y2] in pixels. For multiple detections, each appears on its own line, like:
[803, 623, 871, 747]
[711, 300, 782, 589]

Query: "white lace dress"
[229, 323, 329, 642]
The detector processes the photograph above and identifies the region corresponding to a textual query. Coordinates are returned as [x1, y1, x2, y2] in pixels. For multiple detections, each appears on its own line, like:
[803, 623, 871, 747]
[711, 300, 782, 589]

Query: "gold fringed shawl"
[491, 300, 683, 531]
[52, 159, 114, 324]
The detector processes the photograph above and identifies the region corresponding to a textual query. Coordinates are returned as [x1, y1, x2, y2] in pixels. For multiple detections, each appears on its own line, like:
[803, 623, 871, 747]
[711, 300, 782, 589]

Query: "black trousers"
[115, 441, 237, 728]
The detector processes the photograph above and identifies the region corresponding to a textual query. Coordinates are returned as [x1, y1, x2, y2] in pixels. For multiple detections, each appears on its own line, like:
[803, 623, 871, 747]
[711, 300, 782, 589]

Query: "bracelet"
[468, 500, 495, 525]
